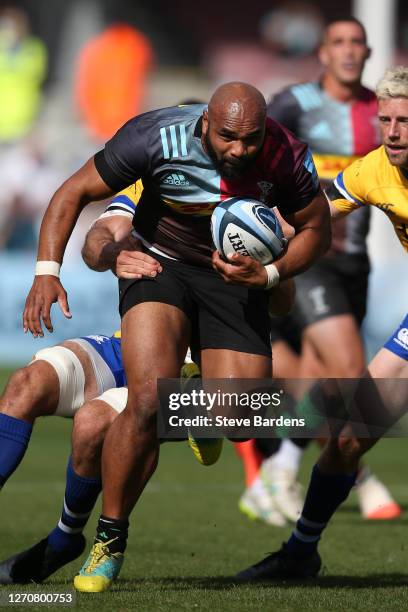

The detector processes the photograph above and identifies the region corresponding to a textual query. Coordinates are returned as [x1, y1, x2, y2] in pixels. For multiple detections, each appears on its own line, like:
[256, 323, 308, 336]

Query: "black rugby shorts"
[292, 253, 370, 330]
[119, 252, 271, 357]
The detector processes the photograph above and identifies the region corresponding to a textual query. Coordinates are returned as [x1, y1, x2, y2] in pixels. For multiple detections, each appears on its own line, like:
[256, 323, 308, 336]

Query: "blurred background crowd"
[0, 0, 407, 362]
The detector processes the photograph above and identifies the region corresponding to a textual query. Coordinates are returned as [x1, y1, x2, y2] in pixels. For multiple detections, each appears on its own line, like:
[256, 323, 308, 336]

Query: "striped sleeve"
[326, 158, 367, 214]
[98, 181, 143, 220]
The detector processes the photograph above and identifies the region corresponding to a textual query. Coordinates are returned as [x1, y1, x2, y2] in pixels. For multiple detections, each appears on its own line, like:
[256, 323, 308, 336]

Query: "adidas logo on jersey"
[163, 173, 190, 186]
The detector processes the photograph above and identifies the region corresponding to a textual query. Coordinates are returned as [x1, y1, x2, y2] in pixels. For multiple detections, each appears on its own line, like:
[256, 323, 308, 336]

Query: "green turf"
[0, 369, 407, 611]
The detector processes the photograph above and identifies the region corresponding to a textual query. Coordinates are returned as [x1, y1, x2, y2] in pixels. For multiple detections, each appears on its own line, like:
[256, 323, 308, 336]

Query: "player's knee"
[334, 357, 365, 378]
[0, 366, 40, 420]
[126, 389, 158, 432]
[72, 403, 114, 462]
[337, 436, 365, 465]
[324, 343, 365, 377]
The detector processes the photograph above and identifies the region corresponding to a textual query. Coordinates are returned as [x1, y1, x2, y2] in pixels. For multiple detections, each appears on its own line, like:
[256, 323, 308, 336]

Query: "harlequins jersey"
[94, 104, 319, 266]
[267, 83, 380, 256]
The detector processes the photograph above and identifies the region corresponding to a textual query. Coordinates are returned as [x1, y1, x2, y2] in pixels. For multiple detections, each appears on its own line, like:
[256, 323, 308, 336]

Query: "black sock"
[291, 437, 311, 450]
[255, 437, 281, 458]
[96, 515, 129, 554]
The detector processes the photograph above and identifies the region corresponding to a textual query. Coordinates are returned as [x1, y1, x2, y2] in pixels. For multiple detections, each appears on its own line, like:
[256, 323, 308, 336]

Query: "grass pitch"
[0, 368, 407, 611]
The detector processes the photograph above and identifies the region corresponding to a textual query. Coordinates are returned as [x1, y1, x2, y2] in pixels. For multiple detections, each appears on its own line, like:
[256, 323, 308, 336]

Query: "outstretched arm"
[23, 158, 114, 337]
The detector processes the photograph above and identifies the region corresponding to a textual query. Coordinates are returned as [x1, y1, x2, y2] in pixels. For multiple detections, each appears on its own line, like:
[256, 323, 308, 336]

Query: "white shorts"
[31, 340, 124, 417]
[94, 387, 128, 414]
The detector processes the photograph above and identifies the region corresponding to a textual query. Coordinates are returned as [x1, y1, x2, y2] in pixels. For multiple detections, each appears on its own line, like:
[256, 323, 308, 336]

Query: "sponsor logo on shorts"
[308, 286, 330, 315]
[394, 327, 408, 350]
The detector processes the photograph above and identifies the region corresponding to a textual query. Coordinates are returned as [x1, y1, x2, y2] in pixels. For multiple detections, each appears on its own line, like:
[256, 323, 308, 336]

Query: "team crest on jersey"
[257, 181, 274, 204]
[163, 172, 190, 186]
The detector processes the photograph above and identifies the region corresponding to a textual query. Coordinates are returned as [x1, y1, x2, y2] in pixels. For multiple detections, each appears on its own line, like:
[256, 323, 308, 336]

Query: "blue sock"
[48, 456, 102, 552]
[286, 464, 356, 559]
[0, 414, 32, 487]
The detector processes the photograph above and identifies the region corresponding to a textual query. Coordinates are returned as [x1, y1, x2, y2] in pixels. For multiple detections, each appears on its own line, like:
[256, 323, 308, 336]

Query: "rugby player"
[237, 65, 408, 580]
[0, 343, 126, 584]
[0, 187, 146, 583]
[238, 17, 400, 525]
[23, 83, 331, 591]
[0, 187, 205, 583]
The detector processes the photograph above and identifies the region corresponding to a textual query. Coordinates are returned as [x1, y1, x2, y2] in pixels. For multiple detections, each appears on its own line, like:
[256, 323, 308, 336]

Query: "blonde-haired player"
[238, 65, 408, 580]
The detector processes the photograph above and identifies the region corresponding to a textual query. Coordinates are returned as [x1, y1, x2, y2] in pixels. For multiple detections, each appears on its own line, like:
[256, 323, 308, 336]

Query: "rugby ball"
[211, 197, 286, 264]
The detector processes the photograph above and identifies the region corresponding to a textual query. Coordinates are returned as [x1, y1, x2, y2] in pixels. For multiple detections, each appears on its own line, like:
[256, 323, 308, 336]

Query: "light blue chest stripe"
[179, 124, 188, 156]
[160, 127, 170, 159]
[170, 125, 179, 157]
[291, 84, 322, 111]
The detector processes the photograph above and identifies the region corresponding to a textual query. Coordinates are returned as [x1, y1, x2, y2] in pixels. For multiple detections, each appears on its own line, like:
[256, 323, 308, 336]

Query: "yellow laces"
[86, 537, 119, 573]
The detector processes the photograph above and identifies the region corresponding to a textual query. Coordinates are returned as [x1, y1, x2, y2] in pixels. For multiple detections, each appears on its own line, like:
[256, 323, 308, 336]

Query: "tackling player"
[237, 65, 408, 580]
[0, 187, 145, 583]
[0, 186, 205, 584]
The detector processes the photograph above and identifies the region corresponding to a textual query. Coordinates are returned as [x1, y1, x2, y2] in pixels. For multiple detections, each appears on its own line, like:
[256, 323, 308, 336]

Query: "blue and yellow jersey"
[328, 146, 408, 252]
[98, 180, 143, 221]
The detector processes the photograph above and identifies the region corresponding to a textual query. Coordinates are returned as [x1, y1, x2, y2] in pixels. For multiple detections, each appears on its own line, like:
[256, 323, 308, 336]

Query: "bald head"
[208, 82, 266, 123]
[202, 82, 267, 179]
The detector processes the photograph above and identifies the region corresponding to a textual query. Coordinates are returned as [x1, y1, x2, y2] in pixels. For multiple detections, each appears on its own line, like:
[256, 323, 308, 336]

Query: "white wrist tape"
[35, 261, 61, 277]
[264, 263, 280, 289]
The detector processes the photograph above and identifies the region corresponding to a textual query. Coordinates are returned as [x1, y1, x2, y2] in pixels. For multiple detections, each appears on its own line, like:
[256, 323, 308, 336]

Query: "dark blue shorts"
[383, 315, 408, 361]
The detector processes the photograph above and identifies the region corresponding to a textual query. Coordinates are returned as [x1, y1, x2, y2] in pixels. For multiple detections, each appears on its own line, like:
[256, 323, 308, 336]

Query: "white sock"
[269, 439, 303, 473]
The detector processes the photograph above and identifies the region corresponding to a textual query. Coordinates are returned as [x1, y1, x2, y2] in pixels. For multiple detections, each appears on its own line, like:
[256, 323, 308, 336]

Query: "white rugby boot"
[260, 458, 304, 523]
[355, 467, 401, 520]
[239, 477, 287, 527]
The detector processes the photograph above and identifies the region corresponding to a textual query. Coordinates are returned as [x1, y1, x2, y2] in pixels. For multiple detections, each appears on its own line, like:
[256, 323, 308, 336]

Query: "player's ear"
[365, 46, 372, 61]
[202, 109, 209, 135]
[318, 45, 329, 67]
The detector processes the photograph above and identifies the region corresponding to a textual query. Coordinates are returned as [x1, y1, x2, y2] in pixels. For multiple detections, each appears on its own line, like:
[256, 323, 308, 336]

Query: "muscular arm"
[82, 216, 136, 272]
[38, 158, 114, 262]
[82, 215, 162, 278]
[276, 189, 331, 280]
[23, 158, 115, 336]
